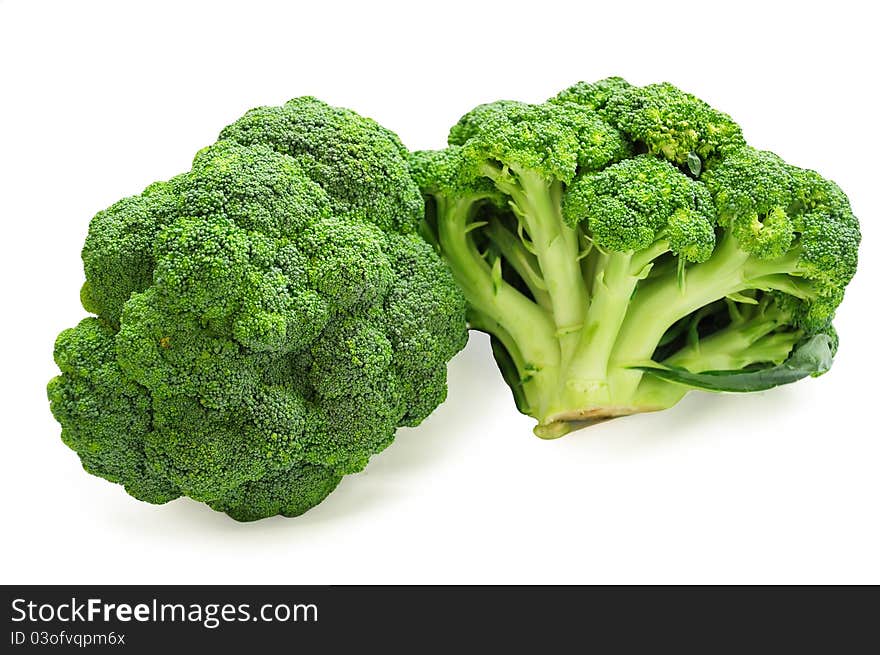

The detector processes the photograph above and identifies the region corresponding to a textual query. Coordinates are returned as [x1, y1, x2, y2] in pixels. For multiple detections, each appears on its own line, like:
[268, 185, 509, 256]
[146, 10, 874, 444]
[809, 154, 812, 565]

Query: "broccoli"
[412, 79, 859, 438]
[47, 97, 468, 520]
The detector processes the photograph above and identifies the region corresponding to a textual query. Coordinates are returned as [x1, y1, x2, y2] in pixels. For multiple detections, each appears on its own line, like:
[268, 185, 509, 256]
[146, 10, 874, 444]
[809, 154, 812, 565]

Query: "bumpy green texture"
[49, 97, 468, 520]
[414, 79, 859, 438]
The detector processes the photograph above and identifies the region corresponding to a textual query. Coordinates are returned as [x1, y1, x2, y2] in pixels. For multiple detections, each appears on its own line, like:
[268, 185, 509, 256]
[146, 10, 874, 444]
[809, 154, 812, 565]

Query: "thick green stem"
[484, 217, 552, 310]
[435, 193, 565, 420]
[473, 165, 590, 422]
[560, 238, 672, 410]
[468, 308, 550, 416]
[507, 169, 587, 365]
[561, 251, 637, 407]
[467, 309, 529, 382]
[435, 194, 558, 374]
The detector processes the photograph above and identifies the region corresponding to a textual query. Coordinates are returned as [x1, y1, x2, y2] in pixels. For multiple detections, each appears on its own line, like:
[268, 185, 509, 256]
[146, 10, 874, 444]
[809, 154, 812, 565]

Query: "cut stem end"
[533, 405, 661, 439]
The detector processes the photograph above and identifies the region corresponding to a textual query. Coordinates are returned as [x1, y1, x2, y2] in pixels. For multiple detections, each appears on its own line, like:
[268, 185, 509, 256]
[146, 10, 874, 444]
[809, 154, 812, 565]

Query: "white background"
[1, 0, 877, 584]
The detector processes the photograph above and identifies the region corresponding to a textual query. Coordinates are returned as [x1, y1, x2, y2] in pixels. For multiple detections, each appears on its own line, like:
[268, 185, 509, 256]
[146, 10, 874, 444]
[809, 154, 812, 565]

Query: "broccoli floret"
[218, 96, 424, 233]
[80, 176, 186, 325]
[597, 81, 745, 166]
[208, 465, 342, 522]
[414, 79, 859, 438]
[551, 76, 632, 112]
[48, 98, 468, 520]
[46, 318, 180, 504]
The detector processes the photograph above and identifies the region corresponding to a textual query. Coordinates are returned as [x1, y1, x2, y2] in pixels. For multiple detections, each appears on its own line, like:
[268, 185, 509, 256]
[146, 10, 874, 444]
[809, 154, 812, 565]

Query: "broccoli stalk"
[413, 79, 859, 438]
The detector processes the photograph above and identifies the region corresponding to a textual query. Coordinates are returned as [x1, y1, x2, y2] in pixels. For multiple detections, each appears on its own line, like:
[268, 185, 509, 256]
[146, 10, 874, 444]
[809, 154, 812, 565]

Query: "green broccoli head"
[794, 170, 860, 298]
[554, 79, 744, 170]
[416, 79, 859, 438]
[48, 99, 468, 521]
[409, 146, 501, 201]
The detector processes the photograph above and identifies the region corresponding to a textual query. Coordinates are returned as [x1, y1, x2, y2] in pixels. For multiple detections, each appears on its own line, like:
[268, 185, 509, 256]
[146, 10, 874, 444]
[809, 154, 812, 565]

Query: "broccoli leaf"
[633, 333, 835, 393]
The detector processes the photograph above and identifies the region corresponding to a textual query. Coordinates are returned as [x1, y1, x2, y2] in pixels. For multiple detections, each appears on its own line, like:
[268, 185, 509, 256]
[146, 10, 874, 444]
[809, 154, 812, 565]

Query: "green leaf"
[489, 335, 529, 414]
[463, 220, 488, 234]
[725, 291, 759, 305]
[490, 256, 503, 295]
[632, 333, 834, 393]
[687, 152, 702, 177]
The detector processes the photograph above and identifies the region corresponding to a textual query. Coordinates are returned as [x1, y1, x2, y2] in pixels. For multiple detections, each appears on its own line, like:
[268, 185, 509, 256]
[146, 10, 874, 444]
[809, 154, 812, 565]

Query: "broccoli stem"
[473, 165, 595, 421]
[434, 193, 559, 412]
[485, 217, 552, 310]
[504, 169, 587, 364]
[561, 237, 672, 408]
[662, 299, 799, 372]
[563, 251, 637, 401]
[666, 329, 802, 372]
[468, 309, 530, 385]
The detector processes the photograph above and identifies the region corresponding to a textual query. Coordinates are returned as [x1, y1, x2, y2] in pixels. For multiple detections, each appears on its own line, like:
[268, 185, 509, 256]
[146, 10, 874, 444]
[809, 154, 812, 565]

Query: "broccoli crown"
[795, 170, 861, 293]
[49, 98, 468, 521]
[415, 79, 860, 438]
